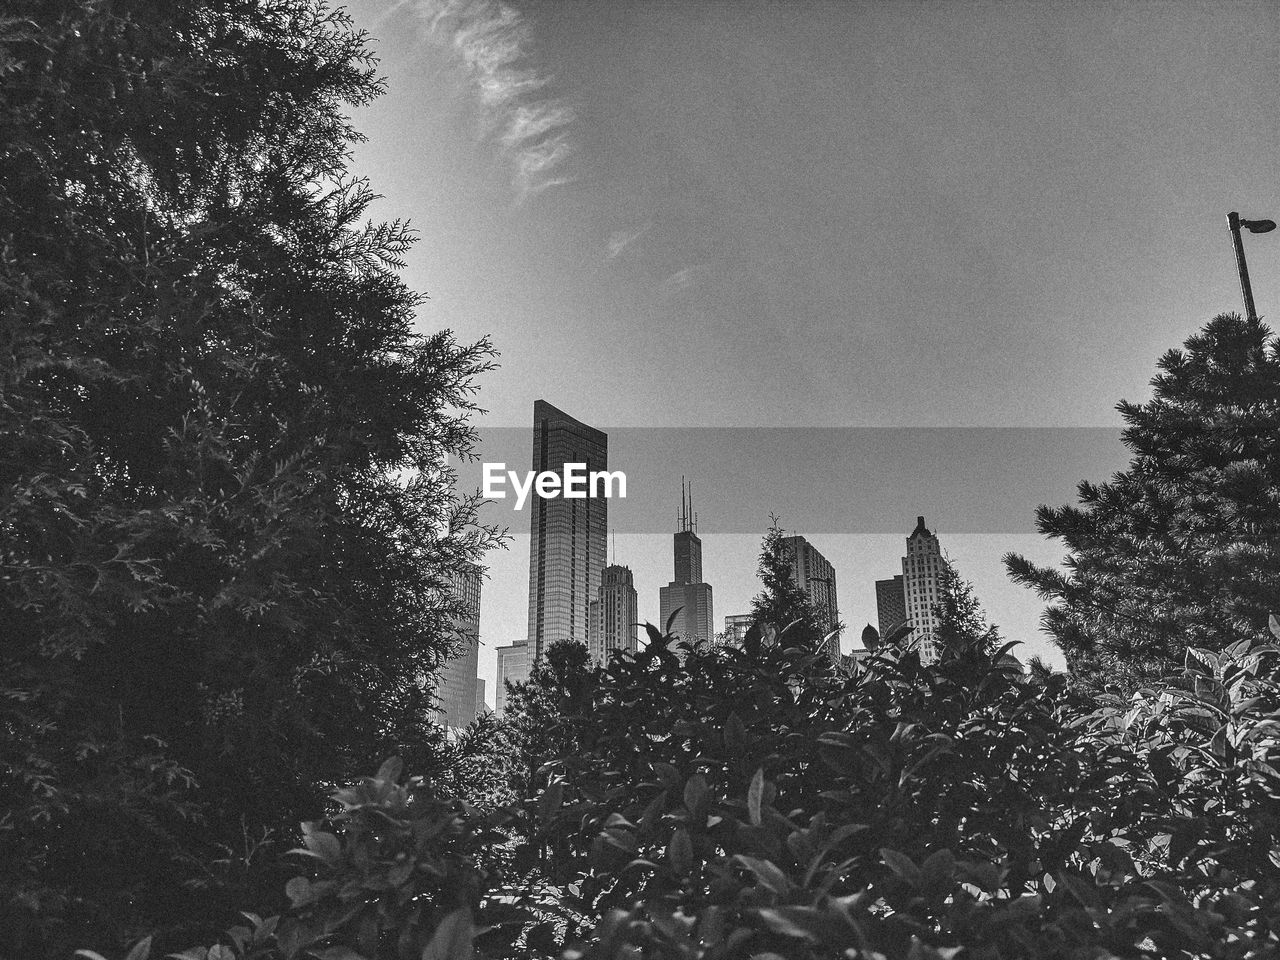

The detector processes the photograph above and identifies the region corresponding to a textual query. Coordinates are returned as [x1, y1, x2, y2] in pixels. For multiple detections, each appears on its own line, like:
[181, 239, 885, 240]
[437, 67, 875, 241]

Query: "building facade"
[722, 613, 754, 645]
[875, 574, 907, 639]
[587, 564, 639, 665]
[902, 516, 944, 663]
[437, 564, 482, 731]
[526, 400, 608, 661]
[494, 638, 531, 717]
[780, 535, 840, 660]
[658, 482, 714, 649]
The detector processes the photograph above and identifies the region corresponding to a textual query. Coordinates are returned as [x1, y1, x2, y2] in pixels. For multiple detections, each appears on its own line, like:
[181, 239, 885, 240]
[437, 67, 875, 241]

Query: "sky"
[343, 0, 1280, 704]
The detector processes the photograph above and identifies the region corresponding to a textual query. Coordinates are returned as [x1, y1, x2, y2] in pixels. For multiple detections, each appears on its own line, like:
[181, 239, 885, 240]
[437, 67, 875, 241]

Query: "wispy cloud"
[659, 264, 712, 300]
[409, 0, 576, 202]
[605, 222, 652, 261]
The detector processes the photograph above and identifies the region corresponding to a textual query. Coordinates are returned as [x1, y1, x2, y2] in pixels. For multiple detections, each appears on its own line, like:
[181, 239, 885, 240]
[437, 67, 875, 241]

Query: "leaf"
[723, 712, 748, 756]
[125, 940, 153, 960]
[664, 607, 685, 635]
[74, 953, 113, 960]
[748, 768, 765, 826]
[310, 948, 367, 960]
[375, 756, 403, 783]
[421, 908, 474, 960]
[880, 848, 921, 887]
[733, 855, 791, 895]
[285, 876, 313, 907]
[683, 774, 709, 816]
[754, 906, 820, 941]
[666, 827, 693, 875]
[1270, 613, 1280, 640]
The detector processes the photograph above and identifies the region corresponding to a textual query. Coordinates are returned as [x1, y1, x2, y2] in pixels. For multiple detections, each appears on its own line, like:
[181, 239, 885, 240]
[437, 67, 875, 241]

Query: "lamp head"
[1242, 218, 1277, 234]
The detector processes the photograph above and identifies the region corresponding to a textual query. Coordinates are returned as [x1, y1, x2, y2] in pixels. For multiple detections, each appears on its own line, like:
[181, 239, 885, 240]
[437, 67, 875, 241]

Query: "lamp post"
[1227, 212, 1276, 322]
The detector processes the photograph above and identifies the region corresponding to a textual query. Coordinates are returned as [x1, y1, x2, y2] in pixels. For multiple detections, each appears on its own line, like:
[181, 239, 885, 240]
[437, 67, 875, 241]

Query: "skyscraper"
[587, 564, 639, 665]
[526, 400, 608, 661]
[902, 516, 944, 663]
[780, 535, 840, 660]
[659, 481, 714, 649]
[875, 575, 907, 638]
[437, 564, 481, 731]
[494, 638, 530, 717]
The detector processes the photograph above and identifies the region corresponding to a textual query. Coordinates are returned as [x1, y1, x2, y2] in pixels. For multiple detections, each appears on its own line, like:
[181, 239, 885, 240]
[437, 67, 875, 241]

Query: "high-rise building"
[494, 638, 530, 717]
[587, 564, 639, 665]
[659, 481, 714, 650]
[875, 575, 907, 639]
[780, 535, 840, 660]
[476, 678, 487, 716]
[902, 516, 945, 663]
[723, 613, 754, 645]
[437, 564, 482, 731]
[526, 400, 608, 661]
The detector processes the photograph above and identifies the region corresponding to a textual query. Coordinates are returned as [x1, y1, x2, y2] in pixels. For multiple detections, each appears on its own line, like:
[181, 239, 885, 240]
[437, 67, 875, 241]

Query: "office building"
[494, 638, 531, 717]
[658, 481, 714, 649]
[723, 613, 754, 645]
[437, 564, 482, 731]
[875, 575, 907, 639]
[588, 564, 639, 664]
[780, 535, 840, 660]
[902, 516, 945, 663]
[476, 678, 487, 716]
[526, 400, 608, 660]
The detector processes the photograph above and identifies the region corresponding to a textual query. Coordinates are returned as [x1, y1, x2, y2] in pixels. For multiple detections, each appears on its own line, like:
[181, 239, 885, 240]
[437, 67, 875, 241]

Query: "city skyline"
[344, 0, 1279, 709]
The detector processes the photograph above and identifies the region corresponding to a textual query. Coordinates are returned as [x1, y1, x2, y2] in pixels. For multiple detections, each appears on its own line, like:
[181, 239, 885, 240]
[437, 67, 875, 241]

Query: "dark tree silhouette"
[0, 2, 498, 952]
[1006, 313, 1280, 691]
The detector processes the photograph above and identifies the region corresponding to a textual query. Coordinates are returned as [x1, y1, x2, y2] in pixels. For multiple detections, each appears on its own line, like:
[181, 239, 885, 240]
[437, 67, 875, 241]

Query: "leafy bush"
[96, 613, 1280, 959]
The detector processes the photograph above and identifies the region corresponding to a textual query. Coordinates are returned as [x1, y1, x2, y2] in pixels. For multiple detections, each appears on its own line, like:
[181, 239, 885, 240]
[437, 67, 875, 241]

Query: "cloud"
[659, 264, 712, 300]
[409, 0, 576, 202]
[605, 222, 653, 261]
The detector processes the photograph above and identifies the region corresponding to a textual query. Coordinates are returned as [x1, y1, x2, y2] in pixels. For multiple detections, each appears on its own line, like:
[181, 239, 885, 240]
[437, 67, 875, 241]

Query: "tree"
[0, 3, 498, 953]
[749, 519, 827, 652]
[932, 561, 1003, 659]
[1006, 313, 1280, 691]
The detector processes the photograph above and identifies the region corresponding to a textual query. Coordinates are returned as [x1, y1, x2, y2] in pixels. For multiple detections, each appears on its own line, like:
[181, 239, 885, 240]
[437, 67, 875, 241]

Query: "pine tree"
[1005, 313, 1280, 691]
[933, 561, 1003, 660]
[0, 2, 498, 950]
[749, 520, 826, 650]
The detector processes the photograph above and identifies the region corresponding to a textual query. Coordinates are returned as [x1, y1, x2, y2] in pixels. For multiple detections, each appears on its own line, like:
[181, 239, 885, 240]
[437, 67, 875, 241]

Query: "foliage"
[89, 616, 1280, 960]
[1006, 313, 1280, 692]
[1, 1, 499, 953]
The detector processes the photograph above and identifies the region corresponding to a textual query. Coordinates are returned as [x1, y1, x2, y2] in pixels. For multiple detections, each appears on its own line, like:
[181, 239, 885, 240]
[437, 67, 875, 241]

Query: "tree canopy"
[1, 2, 497, 953]
[1006, 313, 1280, 691]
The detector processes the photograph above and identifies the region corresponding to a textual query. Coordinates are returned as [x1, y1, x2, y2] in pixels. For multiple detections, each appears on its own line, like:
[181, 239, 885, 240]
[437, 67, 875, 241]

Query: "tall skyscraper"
[526, 400, 608, 661]
[659, 481, 714, 649]
[437, 564, 481, 731]
[494, 638, 531, 717]
[875, 575, 907, 638]
[780, 535, 840, 659]
[902, 516, 944, 663]
[587, 564, 639, 665]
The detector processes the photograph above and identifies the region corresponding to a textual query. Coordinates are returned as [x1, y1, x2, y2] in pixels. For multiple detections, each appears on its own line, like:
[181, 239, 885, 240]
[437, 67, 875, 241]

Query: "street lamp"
[1227, 211, 1276, 322]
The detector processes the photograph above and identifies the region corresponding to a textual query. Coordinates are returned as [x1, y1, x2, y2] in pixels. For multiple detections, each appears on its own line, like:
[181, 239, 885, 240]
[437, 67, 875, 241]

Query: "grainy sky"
[344, 0, 1279, 701]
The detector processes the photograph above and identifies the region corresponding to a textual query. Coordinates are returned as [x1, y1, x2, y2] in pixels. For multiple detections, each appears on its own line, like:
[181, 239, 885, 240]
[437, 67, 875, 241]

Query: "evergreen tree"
[933, 561, 1003, 660]
[749, 519, 826, 650]
[0, 2, 498, 952]
[1005, 312, 1280, 691]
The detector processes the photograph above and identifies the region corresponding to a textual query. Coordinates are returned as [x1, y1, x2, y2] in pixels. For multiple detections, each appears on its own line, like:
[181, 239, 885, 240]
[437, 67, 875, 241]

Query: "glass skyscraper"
[526, 400, 608, 661]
